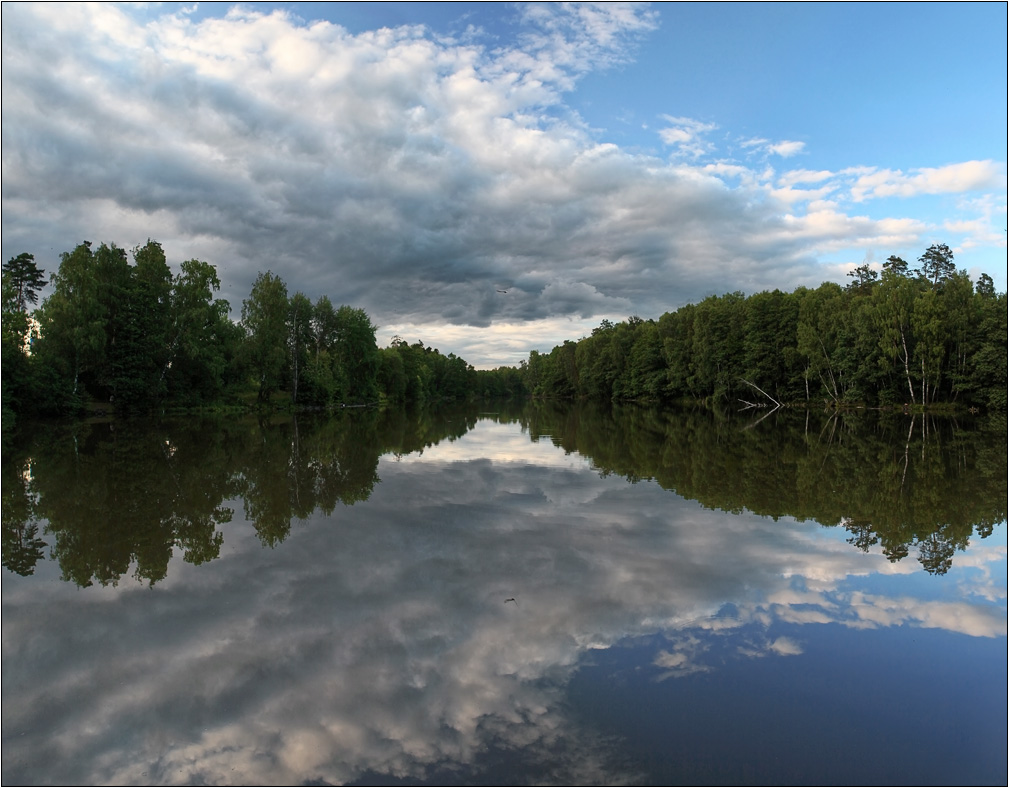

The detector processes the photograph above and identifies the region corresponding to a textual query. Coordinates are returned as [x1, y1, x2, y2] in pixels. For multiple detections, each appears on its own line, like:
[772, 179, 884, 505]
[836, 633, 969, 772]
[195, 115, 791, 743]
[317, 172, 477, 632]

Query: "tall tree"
[310, 295, 339, 362]
[797, 283, 847, 403]
[968, 286, 1008, 409]
[287, 292, 313, 404]
[242, 271, 289, 402]
[911, 288, 945, 405]
[35, 241, 107, 399]
[975, 272, 995, 297]
[743, 290, 801, 403]
[846, 263, 878, 293]
[377, 346, 408, 402]
[939, 271, 974, 400]
[882, 255, 910, 277]
[2, 253, 46, 313]
[659, 304, 696, 399]
[108, 241, 174, 408]
[872, 269, 921, 405]
[916, 243, 955, 287]
[164, 259, 238, 403]
[2, 276, 33, 422]
[299, 295, 341, 405]
[91, 242, 131, 398]
[333, 305, 379, 403]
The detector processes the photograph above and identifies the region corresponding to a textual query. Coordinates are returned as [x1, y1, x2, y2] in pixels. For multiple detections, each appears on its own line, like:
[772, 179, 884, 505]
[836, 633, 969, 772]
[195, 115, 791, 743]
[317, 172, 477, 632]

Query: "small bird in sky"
[504, 597, 516, 604]
[497, 289, 508, 294]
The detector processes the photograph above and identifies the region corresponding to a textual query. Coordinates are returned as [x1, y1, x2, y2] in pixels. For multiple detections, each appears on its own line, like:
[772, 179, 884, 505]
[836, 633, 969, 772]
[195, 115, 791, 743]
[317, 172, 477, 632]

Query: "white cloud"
[657, 115, 718, 157]
[740, 137, 805, 159]
[942, 193, 1009, 250]
[701, 162, 755, 179]
[768, 140, 806, 157]
[777, 168, 835, 187]
[769, 184, 837, 205]
[515, 2, 660, 80]
[849, 160, 1006, 202]
[771, 209, 926, 252]
[847, 593, 1008, 638]
[1, 3, 1006, 366]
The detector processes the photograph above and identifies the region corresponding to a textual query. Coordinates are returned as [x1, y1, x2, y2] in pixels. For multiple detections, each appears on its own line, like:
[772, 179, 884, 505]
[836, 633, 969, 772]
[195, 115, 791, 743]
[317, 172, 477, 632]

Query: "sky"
[2, 2, 1006, 367]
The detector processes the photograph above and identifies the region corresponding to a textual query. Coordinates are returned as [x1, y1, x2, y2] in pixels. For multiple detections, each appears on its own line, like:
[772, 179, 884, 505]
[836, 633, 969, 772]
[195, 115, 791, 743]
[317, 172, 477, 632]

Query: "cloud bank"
[1, 3, 1005, 365]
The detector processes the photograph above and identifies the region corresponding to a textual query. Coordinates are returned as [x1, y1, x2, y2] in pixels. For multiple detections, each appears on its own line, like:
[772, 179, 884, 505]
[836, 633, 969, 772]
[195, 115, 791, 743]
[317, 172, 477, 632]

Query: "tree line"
[2, 240, 490, 423]
[4, 240, 1004, 421]
[519, 244, 1006, 410]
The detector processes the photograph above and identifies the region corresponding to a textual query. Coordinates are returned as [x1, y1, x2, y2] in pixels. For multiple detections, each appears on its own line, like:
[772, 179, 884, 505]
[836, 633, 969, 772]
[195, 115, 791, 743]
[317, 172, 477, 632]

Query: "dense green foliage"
[378, 338, 478, 404]
[2, 241, 491, 422]
[4, 240, 1003, 422]
[3, 241, 246, 418]
[520, 245, 1006, 410]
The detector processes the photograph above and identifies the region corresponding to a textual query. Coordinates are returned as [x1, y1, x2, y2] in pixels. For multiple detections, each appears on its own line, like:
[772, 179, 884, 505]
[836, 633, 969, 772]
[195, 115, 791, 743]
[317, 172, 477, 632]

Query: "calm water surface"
[2, 403, 1006, 785]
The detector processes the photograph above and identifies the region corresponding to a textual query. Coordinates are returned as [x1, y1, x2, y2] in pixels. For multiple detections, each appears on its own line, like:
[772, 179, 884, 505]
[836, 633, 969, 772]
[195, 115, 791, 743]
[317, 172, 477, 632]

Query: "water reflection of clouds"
[3, 437, 1004, 785]
[391, 420, 590, 469]
[653, 629, 805, 682]
[952, 542, 1008, 602]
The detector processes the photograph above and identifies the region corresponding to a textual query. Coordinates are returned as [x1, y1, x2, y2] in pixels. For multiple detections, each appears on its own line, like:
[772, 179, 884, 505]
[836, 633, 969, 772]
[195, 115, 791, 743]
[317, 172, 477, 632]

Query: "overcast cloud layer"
[2, 3, 1006, 365]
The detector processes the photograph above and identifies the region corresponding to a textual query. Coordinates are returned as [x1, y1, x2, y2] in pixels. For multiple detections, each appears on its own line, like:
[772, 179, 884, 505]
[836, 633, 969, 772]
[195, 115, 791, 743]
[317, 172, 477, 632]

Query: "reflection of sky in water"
[391, 419, 590, 468]
[2, 418, 1005, 785]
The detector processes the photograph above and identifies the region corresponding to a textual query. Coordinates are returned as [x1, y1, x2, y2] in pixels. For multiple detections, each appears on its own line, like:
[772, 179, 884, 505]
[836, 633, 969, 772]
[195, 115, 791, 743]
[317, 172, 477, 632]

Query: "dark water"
[2, 403, 1006, 786]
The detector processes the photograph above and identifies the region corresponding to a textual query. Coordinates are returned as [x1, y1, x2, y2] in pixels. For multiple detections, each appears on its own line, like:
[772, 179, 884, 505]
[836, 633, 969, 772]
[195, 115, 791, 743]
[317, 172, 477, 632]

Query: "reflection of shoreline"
[1, 433, 1005, 786]
[3, 405, 1004, 585]
[2, 404, 1005, 586]
[519, 403, 1007, 575]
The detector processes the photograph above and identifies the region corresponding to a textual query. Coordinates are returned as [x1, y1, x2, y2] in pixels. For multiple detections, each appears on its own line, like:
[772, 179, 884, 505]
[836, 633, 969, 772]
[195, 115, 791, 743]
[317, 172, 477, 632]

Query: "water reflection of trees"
[238, 413, 389, 547]
[2, 403, 489, 586]
[3, 403, 1005, 584]
[517, 402, 1006, 575]
[1, 458, 46, 576]
[3, 419, 242, 585]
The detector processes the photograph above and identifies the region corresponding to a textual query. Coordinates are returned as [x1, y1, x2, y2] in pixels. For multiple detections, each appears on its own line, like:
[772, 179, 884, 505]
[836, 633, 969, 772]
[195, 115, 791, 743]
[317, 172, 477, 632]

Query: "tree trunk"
[740, 378, 781, 407]
[900, 328, 915, 404]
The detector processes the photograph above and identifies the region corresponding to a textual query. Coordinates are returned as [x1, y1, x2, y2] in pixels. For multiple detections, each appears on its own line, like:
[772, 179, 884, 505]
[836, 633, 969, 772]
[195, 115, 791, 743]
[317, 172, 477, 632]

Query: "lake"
[2, 402, 1006, 786]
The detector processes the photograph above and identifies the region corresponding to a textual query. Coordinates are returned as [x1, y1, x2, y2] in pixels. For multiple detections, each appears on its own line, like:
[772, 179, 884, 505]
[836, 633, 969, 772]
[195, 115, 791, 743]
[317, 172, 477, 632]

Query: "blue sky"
[2, 2, 1005, 366]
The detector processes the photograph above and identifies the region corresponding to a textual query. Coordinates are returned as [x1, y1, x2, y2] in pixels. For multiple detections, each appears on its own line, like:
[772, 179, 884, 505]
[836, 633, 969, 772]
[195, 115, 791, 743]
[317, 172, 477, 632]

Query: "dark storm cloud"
[3, 3, 999, 363]
[1, 9, 772, 305]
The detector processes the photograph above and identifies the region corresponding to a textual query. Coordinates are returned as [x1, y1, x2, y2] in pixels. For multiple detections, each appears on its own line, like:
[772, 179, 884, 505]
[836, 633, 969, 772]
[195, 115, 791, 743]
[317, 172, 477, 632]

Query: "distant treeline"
[2, 240, 502, 422]
[3, 241, 1005, 422]
[518, 245, 1007, 410]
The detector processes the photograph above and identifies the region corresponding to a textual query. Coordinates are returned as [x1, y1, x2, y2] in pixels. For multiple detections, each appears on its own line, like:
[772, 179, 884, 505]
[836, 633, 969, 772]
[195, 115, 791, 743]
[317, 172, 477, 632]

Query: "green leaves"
[242, 271, 289, 401]
[2, 252, 46, 312]
[522, 243, 1004, 410]
[916, 243, 956, 287]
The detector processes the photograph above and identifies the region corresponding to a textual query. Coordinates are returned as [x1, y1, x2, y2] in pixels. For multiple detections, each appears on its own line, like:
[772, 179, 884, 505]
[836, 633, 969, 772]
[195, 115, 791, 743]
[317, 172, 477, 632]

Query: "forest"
[2, 240, 1005, 425]
[521, 245, 1006, 410]
[1, 240, 499, 424]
